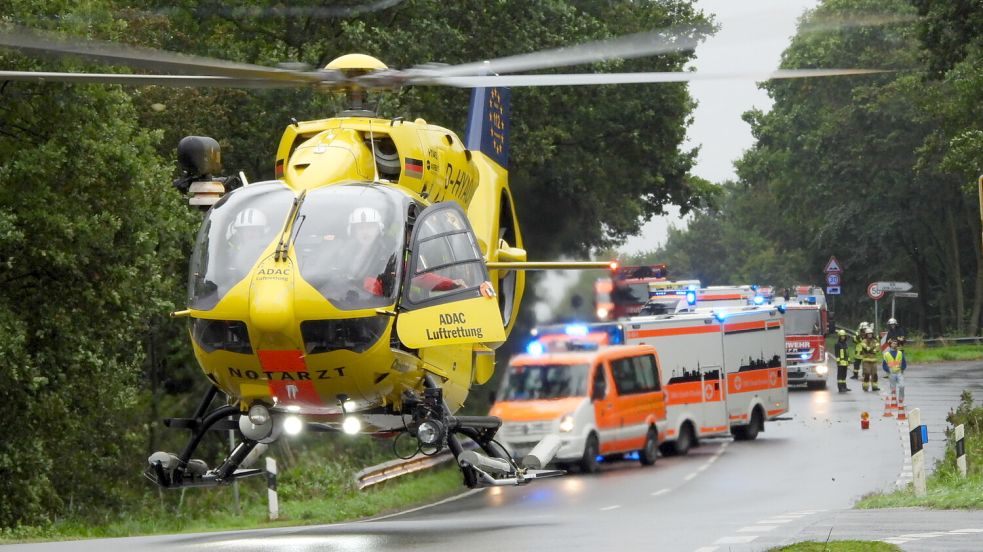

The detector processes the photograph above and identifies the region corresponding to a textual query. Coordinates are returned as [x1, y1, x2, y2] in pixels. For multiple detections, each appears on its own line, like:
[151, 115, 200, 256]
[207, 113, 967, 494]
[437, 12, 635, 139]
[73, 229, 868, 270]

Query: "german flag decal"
[405, 157, 424, 178]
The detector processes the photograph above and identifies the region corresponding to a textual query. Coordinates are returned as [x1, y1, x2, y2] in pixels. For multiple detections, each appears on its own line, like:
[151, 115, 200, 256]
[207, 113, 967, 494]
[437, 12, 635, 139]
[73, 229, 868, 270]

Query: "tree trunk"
[945, 208, 965, 333]
[965, 199, 983, 336]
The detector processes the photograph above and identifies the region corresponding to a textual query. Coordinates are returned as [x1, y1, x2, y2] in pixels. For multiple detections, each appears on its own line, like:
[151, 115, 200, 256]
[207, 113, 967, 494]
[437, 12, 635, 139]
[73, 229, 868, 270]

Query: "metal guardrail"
[917, 336, 983, 348]
[355, 451, 456, 490]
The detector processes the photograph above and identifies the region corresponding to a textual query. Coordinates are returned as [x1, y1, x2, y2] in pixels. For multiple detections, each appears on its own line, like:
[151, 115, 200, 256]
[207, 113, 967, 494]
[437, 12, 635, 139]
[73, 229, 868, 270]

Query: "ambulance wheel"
[733, 409, 762, 441]
[660, 423, 693, 456]
[639, 428, 658, 466]
[580, 433, 601, 473]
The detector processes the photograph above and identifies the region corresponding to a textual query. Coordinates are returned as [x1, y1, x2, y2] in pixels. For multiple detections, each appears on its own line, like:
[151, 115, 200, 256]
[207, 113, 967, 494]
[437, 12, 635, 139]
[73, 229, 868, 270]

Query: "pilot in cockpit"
[344, 206, 397, 296]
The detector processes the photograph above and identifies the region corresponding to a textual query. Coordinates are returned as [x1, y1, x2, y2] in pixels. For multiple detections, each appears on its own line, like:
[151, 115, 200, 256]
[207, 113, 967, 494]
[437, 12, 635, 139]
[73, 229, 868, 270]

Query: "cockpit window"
[294, 184, 407, 310]
[188, 182, 295, 311]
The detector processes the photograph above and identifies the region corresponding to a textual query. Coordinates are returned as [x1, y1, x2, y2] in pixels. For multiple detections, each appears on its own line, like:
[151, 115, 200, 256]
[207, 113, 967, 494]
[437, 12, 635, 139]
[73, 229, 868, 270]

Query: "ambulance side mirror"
[591, 381, 606, 401]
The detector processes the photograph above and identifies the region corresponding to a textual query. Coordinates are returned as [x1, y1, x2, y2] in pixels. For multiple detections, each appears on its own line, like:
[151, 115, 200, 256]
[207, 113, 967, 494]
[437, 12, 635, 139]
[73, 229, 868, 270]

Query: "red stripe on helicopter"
[405, 157, 424, 178]
[275, 158, 285, 178]
[258, 350, 307, 372]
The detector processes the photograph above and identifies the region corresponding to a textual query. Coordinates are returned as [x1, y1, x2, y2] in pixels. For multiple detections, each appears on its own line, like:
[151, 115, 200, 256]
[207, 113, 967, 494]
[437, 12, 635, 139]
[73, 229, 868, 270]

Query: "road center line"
[600, 505, 621, 511]
[684, 473, 697, 481]
[651, 488, 671, 497]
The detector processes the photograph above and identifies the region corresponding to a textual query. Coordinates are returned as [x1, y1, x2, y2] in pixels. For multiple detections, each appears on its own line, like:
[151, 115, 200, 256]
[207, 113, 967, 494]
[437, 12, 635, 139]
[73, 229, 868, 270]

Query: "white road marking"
[692, 547, 719, 552]
[684, 473, 697, 481]
[697, 464, 709, 472]
[899, 532, 950, 538]
[651, 488, 671, 497]
[737, 525, 776, 532]
[951, 528, 983, 533]
[883, 538, 910, 544]
[713, 535, 758, 544]
[600, 505, 621, 511]
[757, 518, 794, 524]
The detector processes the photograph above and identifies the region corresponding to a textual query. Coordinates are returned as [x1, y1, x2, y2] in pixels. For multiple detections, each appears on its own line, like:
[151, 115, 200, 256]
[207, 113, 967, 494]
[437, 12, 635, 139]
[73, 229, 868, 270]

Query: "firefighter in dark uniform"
[834, 330, 852, 392]
[851, 321, 868, 379]
[886, 318, 907, 351]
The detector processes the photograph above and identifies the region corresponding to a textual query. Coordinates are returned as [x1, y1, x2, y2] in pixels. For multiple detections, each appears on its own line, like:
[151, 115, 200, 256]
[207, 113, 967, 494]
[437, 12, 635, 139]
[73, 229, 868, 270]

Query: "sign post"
[867, 283, 885, 334]
[824, 256, 843, 327]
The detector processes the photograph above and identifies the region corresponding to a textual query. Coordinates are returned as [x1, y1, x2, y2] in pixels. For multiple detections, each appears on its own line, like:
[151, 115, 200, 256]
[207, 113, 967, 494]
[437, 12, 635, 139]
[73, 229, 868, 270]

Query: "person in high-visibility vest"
[833, 330, 852, 393]
[881, 338, 907, 402]
[860, 331, 881, 392]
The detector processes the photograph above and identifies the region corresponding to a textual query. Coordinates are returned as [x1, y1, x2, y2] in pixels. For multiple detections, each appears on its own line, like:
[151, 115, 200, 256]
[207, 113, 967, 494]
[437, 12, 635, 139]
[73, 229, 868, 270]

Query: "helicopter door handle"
[375, 309, 397, 317]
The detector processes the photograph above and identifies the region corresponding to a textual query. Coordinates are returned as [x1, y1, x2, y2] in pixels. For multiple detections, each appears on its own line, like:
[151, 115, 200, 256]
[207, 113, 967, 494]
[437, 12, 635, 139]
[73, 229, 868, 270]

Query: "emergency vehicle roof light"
[777, 305, 786, 314]
[686, 290, 697, 305]
[714, 312, 727, 322]
[753, 295, 765, 305]
[565, 324, 589, 337]
[526, 341, 545, 356]
[807, 297, 817, 304]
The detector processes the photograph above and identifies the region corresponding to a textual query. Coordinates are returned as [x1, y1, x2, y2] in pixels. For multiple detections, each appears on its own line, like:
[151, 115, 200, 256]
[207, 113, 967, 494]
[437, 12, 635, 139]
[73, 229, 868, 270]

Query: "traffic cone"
[882, 391, 894, 417]
[896, 394, 907, 421]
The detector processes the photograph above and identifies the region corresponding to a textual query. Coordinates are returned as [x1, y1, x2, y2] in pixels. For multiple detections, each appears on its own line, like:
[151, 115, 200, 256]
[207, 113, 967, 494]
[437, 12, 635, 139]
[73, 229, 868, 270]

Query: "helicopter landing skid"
[411, 375, 565, 489]
[144, 386, 266, 489]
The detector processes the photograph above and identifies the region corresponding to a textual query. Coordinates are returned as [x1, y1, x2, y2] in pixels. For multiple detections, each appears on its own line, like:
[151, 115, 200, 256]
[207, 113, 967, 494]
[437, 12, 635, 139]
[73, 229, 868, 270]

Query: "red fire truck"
[781, 286, 830, 389]
[594, 264, 668, 321]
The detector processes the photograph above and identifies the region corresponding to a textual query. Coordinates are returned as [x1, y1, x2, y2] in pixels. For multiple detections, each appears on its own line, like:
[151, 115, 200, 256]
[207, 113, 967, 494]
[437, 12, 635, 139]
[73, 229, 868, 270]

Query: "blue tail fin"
[464, 86, 510, 170]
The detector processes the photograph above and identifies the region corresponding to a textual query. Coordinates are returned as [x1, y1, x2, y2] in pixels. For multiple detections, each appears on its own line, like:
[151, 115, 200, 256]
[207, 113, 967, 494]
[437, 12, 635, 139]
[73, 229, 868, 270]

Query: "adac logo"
[257, 268, 291, 276]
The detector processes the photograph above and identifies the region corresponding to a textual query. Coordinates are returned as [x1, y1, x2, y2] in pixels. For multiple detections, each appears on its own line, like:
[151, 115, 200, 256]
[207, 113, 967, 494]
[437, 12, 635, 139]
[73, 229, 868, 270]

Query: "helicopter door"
[396, 202, 505, 349]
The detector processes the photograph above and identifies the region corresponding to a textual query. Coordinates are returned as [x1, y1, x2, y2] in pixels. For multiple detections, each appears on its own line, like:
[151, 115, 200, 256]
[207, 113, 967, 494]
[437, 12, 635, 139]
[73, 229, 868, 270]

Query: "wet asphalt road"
[6, 360, 983, 552]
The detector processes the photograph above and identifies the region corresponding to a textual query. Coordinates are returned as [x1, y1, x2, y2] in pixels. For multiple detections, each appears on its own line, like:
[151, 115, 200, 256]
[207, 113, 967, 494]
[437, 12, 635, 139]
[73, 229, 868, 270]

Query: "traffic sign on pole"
[824, 256, 843, 274]
[867, 282, 885, 300]
[826, 273, 840, 286]
[826, 286, 841, 295]
[894, 291, 919, 298]
[875, 281, 912, 292]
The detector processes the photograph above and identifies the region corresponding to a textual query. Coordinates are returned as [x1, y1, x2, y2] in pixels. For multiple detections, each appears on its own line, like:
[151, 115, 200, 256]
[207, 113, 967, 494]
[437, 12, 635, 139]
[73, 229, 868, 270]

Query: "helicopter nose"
[249, 258, 295, 334]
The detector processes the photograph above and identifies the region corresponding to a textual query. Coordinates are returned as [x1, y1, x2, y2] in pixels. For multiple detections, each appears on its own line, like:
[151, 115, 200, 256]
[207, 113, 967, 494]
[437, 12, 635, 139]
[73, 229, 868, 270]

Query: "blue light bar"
[807, 297, 817, 304]
[686, 290, 697, 305]
[526, 341, 545, 356]
[565, 324, 589, 337]
[753, 295, 765, 305]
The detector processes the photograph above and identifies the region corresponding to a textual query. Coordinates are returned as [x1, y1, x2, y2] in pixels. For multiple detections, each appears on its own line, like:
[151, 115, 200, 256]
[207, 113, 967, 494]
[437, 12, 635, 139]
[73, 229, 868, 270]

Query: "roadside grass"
[856, 390, 983, 510]
[768, 542, 901, 551]
[905, 344, 983, 363]
[0, 465, 464, 543]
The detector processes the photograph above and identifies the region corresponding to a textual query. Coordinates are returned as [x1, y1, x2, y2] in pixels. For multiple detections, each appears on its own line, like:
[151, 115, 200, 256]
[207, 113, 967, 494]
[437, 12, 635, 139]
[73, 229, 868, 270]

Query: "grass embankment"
[905, 344, 983, 363]
[0, 463, 463, 543]
[769, 542, 901, 552]
[856, 390, 983, 509]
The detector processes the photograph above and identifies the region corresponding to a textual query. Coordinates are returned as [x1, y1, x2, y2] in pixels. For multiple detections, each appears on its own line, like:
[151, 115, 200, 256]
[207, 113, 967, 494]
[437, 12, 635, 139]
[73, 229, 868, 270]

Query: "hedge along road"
[5, 361, 982, 552]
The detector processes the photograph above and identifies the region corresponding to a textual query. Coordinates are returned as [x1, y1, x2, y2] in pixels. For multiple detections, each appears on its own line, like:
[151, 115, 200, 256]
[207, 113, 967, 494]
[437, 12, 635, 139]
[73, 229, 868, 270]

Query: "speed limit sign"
[867, 282, 884, 300]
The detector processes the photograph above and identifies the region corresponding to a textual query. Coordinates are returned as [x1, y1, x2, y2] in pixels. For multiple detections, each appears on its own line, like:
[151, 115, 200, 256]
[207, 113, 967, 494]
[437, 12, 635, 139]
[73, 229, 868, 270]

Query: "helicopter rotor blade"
[417, 68, 892, 88]
[408, 23, 712, 79]
[0, 70, 311, 88]
[0, 26, 335, 85]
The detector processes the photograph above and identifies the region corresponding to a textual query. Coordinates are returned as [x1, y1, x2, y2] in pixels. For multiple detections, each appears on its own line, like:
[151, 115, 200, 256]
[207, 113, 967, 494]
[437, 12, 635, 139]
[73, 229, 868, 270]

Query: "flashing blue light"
[777, 305, 787, 314]
[753, 295, 765, 305]
[625, 451, 640, 461]
[526, 341, 545, 356]
[807, 296, 817, 304]
[565, 324, 589, 337]
[800, 352, 810, 360]
[686, 290, 697, 305]
[714, 312, 727, 322]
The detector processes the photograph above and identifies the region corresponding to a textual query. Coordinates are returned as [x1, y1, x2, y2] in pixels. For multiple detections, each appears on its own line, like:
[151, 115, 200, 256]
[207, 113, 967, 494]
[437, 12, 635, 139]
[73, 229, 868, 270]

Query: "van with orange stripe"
[490, 345, 667, 473]
[623, 306, 788, 452]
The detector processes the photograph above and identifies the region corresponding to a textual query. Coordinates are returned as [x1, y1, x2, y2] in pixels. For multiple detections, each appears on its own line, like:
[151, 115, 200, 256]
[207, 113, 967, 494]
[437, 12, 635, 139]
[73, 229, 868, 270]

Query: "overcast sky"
[619, 0, 819, 254]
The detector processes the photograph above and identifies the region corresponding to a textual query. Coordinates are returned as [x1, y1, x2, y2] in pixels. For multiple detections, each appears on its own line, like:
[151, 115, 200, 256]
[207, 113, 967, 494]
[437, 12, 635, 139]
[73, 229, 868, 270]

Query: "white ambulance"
[623, 305, 789, 454]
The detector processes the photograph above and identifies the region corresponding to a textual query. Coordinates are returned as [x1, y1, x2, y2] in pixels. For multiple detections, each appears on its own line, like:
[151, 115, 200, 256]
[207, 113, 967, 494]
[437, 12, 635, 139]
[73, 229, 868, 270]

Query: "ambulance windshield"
[785, 309, 822, 335]
[501, 363, 590, 400]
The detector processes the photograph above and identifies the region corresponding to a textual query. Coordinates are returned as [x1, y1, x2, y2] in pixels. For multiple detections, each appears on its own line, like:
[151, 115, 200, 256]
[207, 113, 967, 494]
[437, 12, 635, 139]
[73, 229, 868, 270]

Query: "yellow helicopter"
[0, 24, 884, 490]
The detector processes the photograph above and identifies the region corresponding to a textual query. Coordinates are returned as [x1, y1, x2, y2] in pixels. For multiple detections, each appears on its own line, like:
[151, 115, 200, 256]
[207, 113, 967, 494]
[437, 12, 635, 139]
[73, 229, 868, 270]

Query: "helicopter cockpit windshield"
[294, 184, 406, 310]
[189, 181, 295, 311]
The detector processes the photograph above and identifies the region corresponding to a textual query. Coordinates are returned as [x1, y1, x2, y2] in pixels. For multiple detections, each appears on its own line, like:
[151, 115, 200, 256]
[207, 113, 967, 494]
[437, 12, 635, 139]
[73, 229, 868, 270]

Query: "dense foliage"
[653, 0, 983, 335]
[0, 0, 710, 529]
